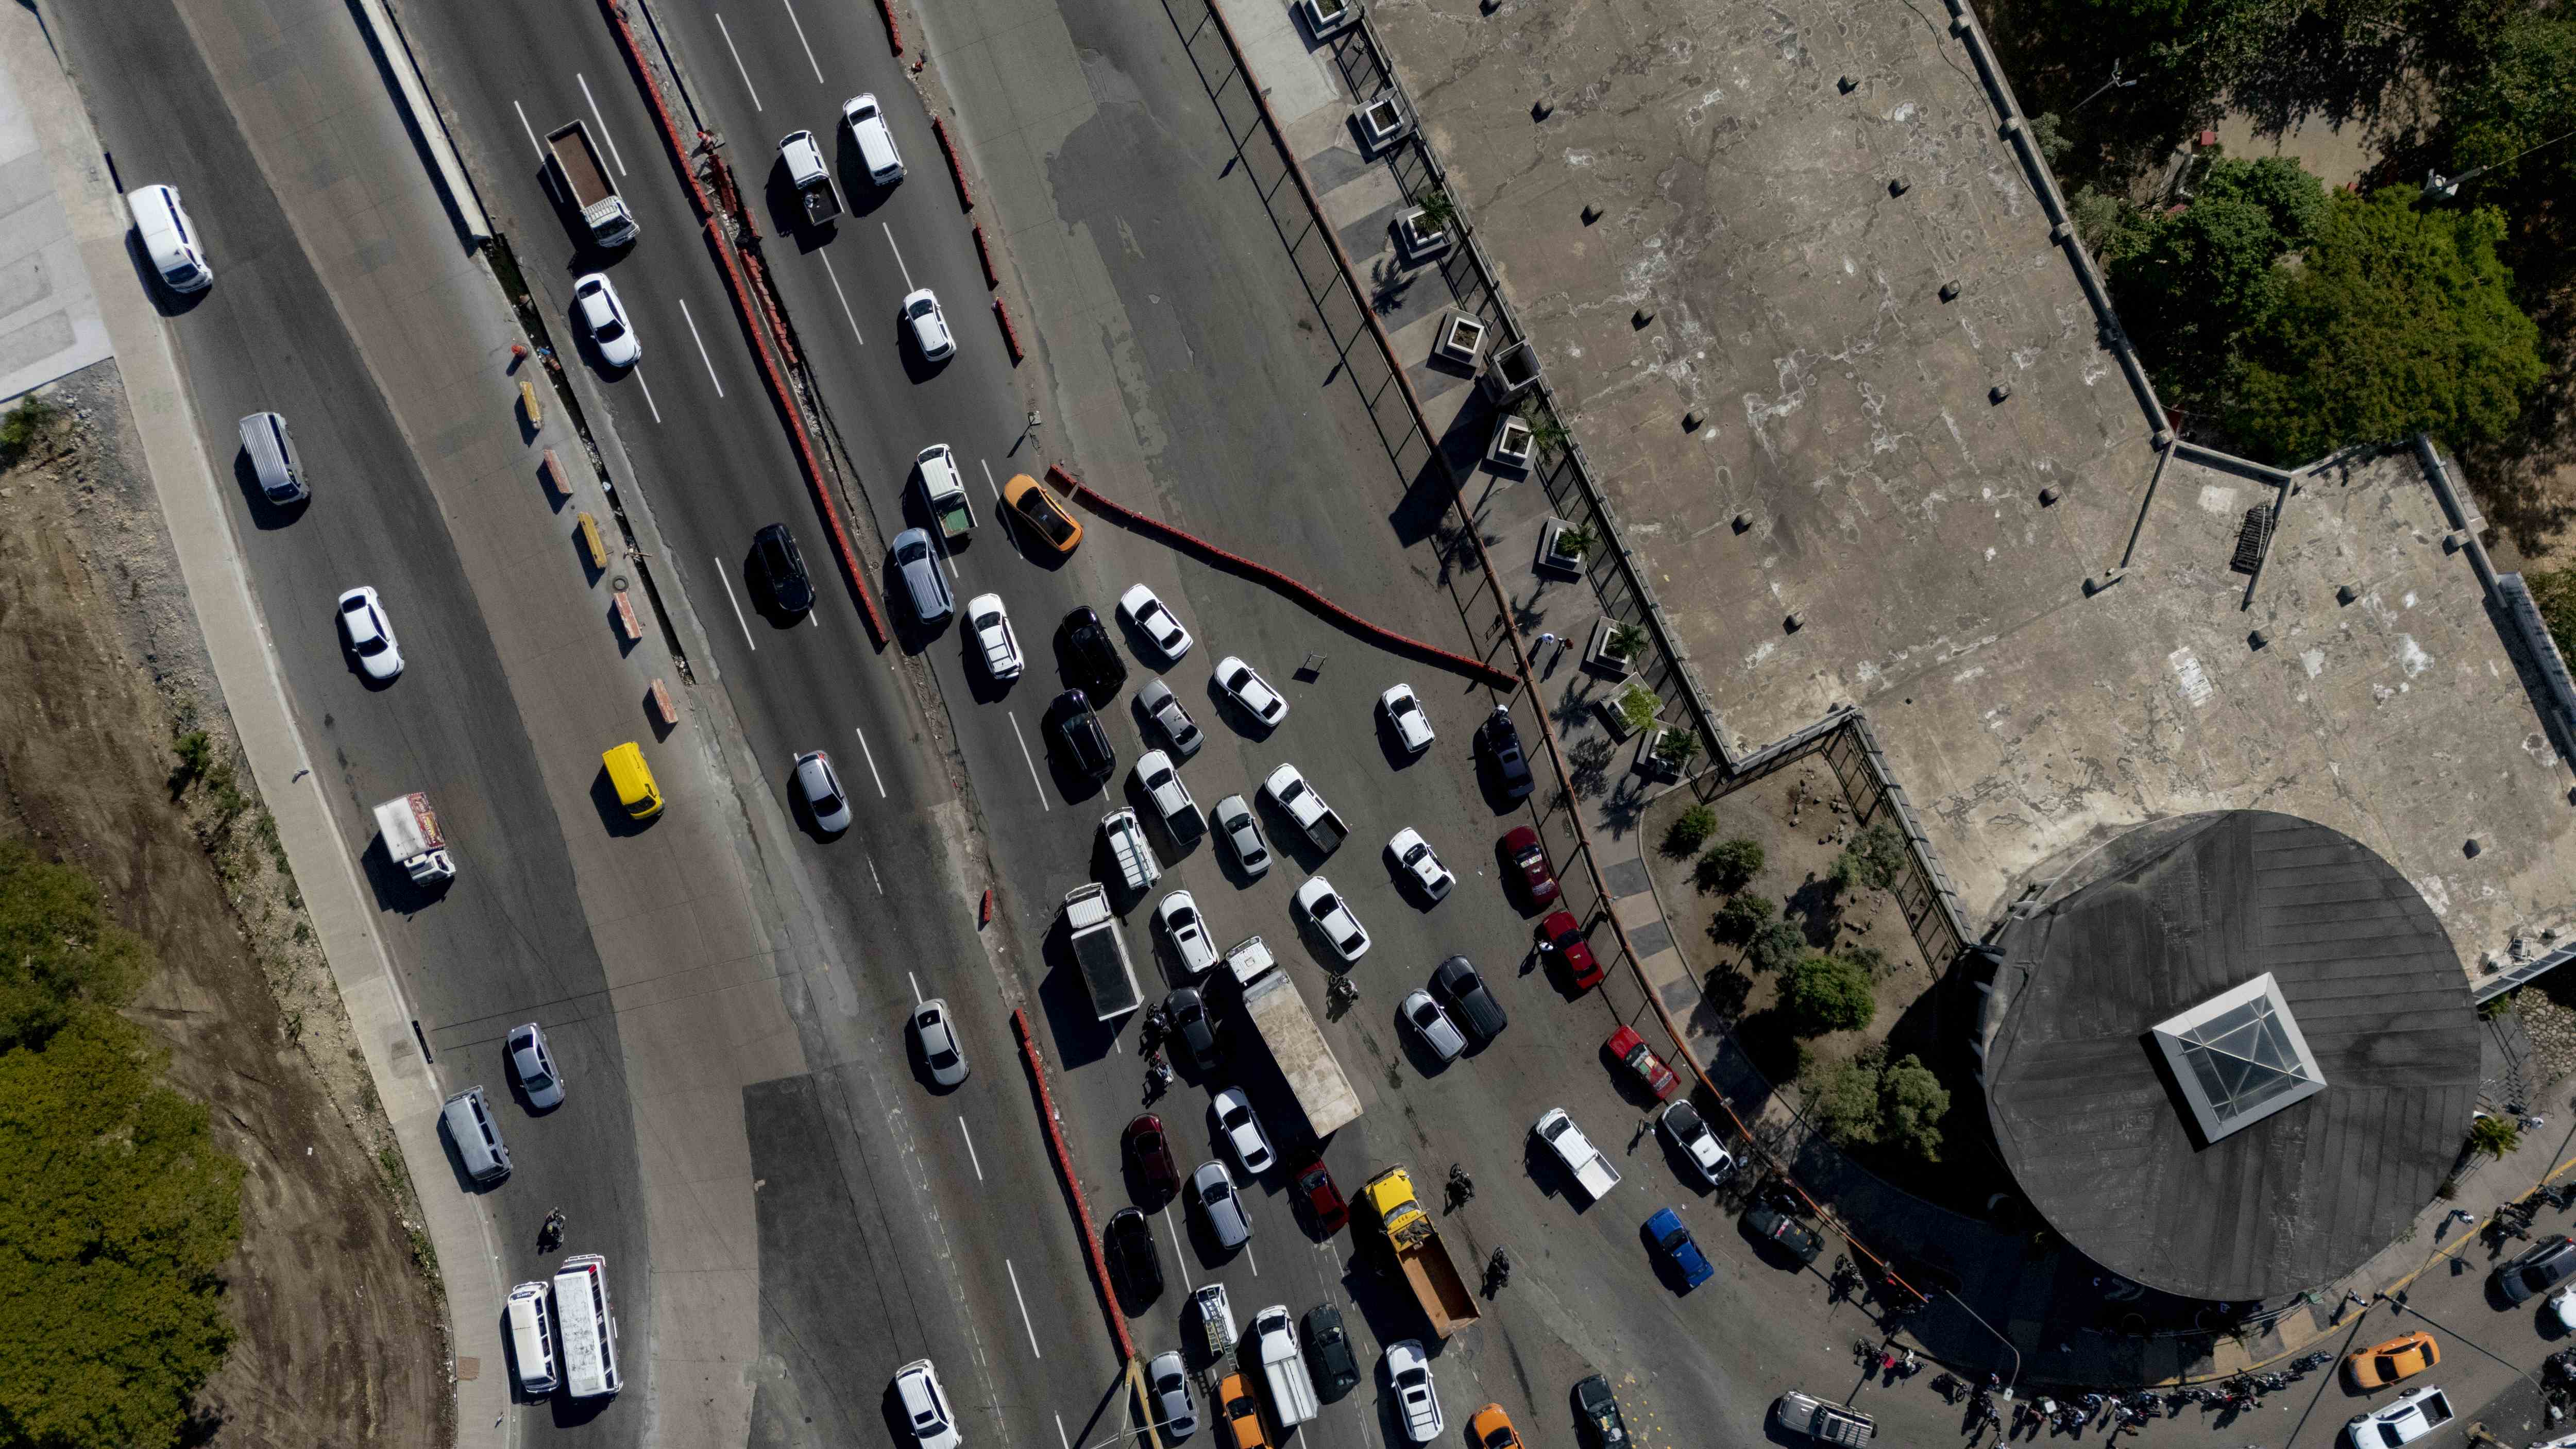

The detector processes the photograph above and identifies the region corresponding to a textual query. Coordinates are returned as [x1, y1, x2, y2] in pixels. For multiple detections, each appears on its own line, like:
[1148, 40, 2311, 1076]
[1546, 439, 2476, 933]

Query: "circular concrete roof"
[1982, 811, 2478, 1302]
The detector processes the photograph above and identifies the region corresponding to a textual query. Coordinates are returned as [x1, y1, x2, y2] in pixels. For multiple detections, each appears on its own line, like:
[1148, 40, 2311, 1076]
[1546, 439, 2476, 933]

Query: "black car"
[1743, 1203, 1824, 1267]
[2498, 1234, 2576, 1304]
[1430, 955, 1509, 1044]
[1164, 987, 1219, 1072]
[1300, 1304, 1363, 1401]
[1048, 690, 1116, 781]
[1573, 1375, 1630, 1449]
[1478, 707, 1535, 800]
[1061, 607, 1129, 700]
[753, 523, 814, 615]
[1106, 1206, 1163, 1303]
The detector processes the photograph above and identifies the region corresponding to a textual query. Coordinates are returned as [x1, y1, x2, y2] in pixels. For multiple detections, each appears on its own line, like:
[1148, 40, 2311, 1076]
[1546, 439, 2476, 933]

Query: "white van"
[127, 184, 212, 292]
[553, 1254, 622, 1398]
[504, 1281, 559, 1395]
[842, 93, 905, 184]
[238, 412, 309, 504]
[440, 1085, 511, 1184]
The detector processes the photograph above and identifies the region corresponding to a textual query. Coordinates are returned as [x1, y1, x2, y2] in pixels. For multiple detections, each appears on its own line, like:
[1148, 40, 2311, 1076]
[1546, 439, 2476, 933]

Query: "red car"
[1501, 825, 1562, 907]
[1606, 1025, 1681, 1100]
[1296, 1161, 1349, 1236]
[1126, 1114, 1180, 1205]
[1539, 910, 1602, 989]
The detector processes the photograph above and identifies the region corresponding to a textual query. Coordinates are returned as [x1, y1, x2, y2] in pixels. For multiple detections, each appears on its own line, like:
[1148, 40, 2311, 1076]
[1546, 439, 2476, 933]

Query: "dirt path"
[0, 364, 449, 1447]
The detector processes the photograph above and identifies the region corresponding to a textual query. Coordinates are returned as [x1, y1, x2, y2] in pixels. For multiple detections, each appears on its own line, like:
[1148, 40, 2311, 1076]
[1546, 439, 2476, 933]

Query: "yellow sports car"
[2346, 1332, 2440, 1390]
[1001, 473, 1083, 555]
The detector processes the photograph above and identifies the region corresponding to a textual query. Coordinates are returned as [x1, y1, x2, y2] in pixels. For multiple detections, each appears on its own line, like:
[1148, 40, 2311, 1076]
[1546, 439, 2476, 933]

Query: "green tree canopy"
[0, 1014, 243, 1449]
[1711, 892, 1776, 944]
[1745, 919, 1806, 974]
[2442, 13, 2576, 215]
[1695, 837, 1765, 895]
[0, 843, 146, 1052]
[1781, 954, 1876, 1035]
[1812, 1052, 1951, 1163]
[2228, 186, 2543, 461]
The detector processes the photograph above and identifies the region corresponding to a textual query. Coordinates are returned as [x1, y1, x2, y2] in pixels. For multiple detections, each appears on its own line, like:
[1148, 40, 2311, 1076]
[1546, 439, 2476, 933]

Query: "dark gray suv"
[2498, 1234, 2576, 1304]
[1430, 955, 1509, 1045]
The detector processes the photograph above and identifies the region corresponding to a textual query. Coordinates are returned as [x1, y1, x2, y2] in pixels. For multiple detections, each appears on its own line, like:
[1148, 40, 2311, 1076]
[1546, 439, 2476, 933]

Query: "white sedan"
[965, 593, 1023, 680]
[572, 271, 640, 368]
[1399, 991, 1466, 1062]
[1657, 1100, 1737, 1188]
[1293, 875, 1371, 961]
[1210, 1087, 1275, 1175]
[2346, 1387, 2453, 1449]
[1380, 683, 1435, 752]
[337, 586, 403, 681]
[1157, 890, 1221, 977]
[1117, 584, 1194, 661]
[910, 998, 968, 1087]
[902, 288, 955, 360]
[1384, 1341, 1444, 1444]
[793, 749, 853, 833]
[1213, 655, 1289, 729]
[1386, 827, 1454, 902]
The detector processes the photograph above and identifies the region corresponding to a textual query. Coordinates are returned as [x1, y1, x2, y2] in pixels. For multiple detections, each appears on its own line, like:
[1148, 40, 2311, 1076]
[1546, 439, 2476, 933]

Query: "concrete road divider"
[873, 0, 904, 53]
[931, 116, 974, 211]
[1012, 1008, 1135, 1363]
[1046, 465, 1516, 690]
[991, 299, 1024, 365]
[973, 225, 997, 288]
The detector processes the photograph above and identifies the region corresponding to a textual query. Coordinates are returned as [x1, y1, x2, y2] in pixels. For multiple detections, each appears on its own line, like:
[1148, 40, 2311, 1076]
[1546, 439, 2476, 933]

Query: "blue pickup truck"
[1647, 1207, 1715, 1292]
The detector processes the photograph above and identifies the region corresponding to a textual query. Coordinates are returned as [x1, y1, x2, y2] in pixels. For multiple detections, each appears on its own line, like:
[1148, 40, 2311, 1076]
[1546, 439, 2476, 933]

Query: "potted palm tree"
[1397, 189, 1460, 260]
[1644, 725, 1701, 779]
[1584, 618, 1646, 676]
[1537, 516, 1594, 575]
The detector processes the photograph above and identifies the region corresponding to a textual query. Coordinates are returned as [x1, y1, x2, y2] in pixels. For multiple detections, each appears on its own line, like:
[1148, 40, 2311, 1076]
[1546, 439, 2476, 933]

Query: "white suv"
[893, 1359, 961, 1449]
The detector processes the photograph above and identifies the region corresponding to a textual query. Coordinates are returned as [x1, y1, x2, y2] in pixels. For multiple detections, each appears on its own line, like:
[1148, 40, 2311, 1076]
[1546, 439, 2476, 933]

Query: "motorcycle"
[539, 1207, 566, 1252]
[1933, 1373, 1963, 1405]
[1143, 1051, 1172, 1100]
[1485, 1247, 1512, 1292]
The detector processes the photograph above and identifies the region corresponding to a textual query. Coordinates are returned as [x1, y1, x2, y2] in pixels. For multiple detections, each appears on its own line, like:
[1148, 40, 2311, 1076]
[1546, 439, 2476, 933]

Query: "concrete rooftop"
[1361, 0, 2576, 976]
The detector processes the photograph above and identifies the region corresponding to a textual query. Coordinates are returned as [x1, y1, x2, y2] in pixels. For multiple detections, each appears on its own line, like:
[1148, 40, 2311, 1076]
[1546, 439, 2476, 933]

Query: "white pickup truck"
[1260, 763, 1346, 854]
[1533, 1108, 1621, 1200]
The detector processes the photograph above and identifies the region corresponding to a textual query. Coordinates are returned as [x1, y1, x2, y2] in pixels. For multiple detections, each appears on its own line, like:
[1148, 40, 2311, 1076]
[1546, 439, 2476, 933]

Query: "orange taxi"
[1001, 473, 1083, 555]
[2346, 1332, 2440, 1391]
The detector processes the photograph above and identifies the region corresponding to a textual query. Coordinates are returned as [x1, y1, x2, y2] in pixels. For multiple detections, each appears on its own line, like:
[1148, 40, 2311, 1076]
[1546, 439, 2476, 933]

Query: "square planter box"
[1639, 726, 1695, 778]
[1300, 0, 1360, 37]
[1396, 208, 1453, 261]
[1357, 95, 1413, 152]
[1536, 516, 1586, 576]
[1597, 692, 1655, 741]
[1480, 338, 1541, 402]
[1436, 313, 1486, 365]
[1583, 616, 1637, 677]
[1488, 415, 1535, 470]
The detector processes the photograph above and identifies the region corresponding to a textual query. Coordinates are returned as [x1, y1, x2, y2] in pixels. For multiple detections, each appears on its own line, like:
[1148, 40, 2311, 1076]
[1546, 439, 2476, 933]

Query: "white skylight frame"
[2151, 973, 2327, 1143]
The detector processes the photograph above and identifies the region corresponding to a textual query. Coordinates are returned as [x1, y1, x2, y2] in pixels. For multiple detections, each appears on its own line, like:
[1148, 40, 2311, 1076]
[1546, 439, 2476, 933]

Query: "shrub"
[1830, 822, 1906, 895]
[1781, 953, 1876, 1035]
[1697, 837, 1764, 894]
[1814, 1058, 1886, 1147]
[1664, 804, 1718, 856]
[1880, 1054, 1950, 1163]
[1616, 683, 1659, 735]
[1711, 892, 1775, 943]
[2468, 1113, 2521, 1161]
[0, 396, 56, 466]
[0, 842, 149, 1052]
[1745, 919, 1806, 974]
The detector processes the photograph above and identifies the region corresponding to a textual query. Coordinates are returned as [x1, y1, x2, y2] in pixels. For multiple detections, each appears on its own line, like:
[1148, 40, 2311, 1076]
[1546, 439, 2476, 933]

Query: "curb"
[872, 0, 903, 54]
[1012, 1009, 1136, 1363]
[1046, 465, 1515, 690]
[348, 0, 490, 243]
[972, 225, 997, 288]
[991, 298, 1024, 365]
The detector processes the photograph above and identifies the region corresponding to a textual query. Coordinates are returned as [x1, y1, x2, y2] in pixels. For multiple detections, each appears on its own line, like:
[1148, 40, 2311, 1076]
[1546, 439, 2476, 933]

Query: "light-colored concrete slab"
[0, 65, 109, 401]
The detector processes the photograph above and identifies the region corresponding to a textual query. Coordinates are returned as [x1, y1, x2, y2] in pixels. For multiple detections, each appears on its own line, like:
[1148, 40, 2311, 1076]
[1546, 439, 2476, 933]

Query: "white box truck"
[1226, 936, 1361, 1136]
[374, 792, 455, 883]
[1063, 883, 1143, 1021]
[546, 122, 638, 248]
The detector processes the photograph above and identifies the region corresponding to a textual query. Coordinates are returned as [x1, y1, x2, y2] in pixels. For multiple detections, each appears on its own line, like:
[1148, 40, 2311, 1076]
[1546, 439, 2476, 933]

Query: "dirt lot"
[0, 364, 448, 1447]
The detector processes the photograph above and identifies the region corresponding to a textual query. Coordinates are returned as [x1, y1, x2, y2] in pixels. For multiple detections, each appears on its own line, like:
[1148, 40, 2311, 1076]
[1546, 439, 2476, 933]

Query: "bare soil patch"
[0, 365, 448, 1447]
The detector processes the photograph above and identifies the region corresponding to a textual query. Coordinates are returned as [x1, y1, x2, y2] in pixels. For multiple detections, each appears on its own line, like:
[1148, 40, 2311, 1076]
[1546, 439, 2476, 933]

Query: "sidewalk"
[0, 23, 111, 404]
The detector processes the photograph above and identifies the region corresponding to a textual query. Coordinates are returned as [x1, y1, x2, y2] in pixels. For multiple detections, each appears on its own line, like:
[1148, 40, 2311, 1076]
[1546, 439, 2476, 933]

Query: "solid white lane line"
[715, 559, 756, 650]
[1007, 714, 1050, 811]
[778, 0, 826, 82]
[1245, 1241, 1260, 1276]
[817, 253, 866, 345]
[869, 857, 884, 895]
[884, 223, 913, 290]
[1005, 1258, 1043, 1357]
[980, 457, 1002, 500]
[1161, 1207, 1195, 1292]
[960, 1117, 986, 1181]
[575, 73, 627, 175]
[677, 299, 725, 397]
[713, 14, 765, 110]
[1056, 1414, 1072, 1449]
[633, 369, 664, 424]
[510, 100, 545, 160]
[907, 970, 924, 1003]
[809, 608, 820, 627]
[852, 727, 888, 797]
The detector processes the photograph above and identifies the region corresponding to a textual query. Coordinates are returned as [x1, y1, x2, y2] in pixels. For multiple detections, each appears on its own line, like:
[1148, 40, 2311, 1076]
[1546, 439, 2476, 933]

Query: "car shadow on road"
[231, 450, 309, 531]
[356, 834, 452, 916]
[760, 157, 840, 256]
[588, 765, 655, 837]
[124, 231, 208, 319]
[1034, 913, 1126, 1069]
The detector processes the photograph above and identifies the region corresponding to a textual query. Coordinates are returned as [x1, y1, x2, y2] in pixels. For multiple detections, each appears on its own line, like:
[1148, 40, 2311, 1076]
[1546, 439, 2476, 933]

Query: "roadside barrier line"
[991, 298, 1025, 365]
[1045, 464, 1515, 690]
[600, 0, 889, 646]
[931, 115, 975, 211]
[872, 0, 903, 54]
[1012, 1008, 1136, 1363]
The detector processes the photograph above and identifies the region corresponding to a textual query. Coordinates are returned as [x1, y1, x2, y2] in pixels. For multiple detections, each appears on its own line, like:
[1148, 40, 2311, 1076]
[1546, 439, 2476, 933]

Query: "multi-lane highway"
[57, 0, 1860, 1442]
